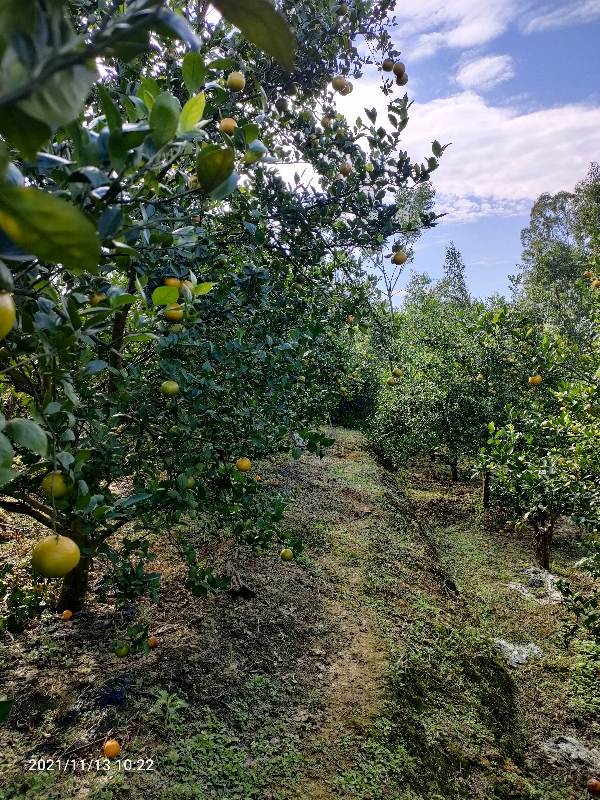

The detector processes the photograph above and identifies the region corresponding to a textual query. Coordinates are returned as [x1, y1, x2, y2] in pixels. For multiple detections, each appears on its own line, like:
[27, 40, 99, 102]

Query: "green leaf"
[0, 432, 14, 469]
[152, 286, 179, 305]
[3, 418, 48, 456]
[0, 186, 100, 274]
[82, 360, 108, 377]
[0, 260, 14, 292]
[211, 0, 296, 73]
[241, 123, 260, 144]
[0, 698, 14, 724]
[136, 78, 161, 105]
[98, 85, 122, 133]
[180, 93, 206, 133]
[195, 148, 235, 194]
[210, 171, 238, 200]
[0, 106, 51, 162]
[182, 51, 206, 94]
[0, 468, 18, 488]
[195, 282, 214, 295]
[150, 92, 181, 150]
[18, 63, 97, 127]
[112, 293, 137, 309]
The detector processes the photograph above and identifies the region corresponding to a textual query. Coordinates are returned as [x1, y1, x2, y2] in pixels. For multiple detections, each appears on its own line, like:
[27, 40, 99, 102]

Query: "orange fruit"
[103, 740, 120, 758]
[331, 76, 347, 92]
[220, 117, 237, 135]
[592, 280, 600, 288]
[587, 778, 600, 794]
[160, 380, 180, 396]
[396, 73, 408, 86]
[179, 280, 194, 297]
[227, 71, 245, 92]
[386, 377, 397, 386]
[89, 293, 106, 305]
[186, 477, 195, 489]
[392, 368, 402, 377]
[528, 374, 542, 386]
[393, 61, 406, 77]
[41, 471, 69, 499]
[382, 58, 394, 72]
[236, 457, 252, 472]
[255, 475, 262, 481]
[31, 535, 81, 579]
[0, 292, 16, 340]
[165, 303, 183, 321]
[280, 548, 294, 561]
[346, 315, 354, 324]
[148, 636, 158, 649]
[164, 277, 181, 289]
[339, 162, 352, 176]
[391, 251, 407, 265]
[271, 480, 280, 487]
[62, 610, 73, 620]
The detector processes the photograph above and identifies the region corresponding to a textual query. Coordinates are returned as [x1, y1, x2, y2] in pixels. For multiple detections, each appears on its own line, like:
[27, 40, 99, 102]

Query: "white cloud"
[335, 81, 600, 221]
[523, 0, 600, 32]
[456, 55, 515, 91]
[389, 0, 522, 59]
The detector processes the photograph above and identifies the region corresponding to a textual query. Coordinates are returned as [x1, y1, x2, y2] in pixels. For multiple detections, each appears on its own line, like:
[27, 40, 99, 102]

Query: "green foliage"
[0, 564, 52, 634]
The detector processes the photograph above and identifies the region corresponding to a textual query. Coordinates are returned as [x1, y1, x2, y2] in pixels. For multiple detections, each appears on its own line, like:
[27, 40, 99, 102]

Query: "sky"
[331, 0, 600, 301]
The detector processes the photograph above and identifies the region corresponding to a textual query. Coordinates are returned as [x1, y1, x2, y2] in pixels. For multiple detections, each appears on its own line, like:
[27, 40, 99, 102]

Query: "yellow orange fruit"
[332, 76, 347, 92]
[220, 117, 237, 135]
[31, 535, 81, 578]
[164, 277, 181, 289]
[393, 61, 406, 77]
[89, 293, 106, 306]
[165, 303, 183, 321]
[528, 374, 542, 386]
[62, 610, 73, 620]
[382, 58, 394, 72]
[392, 251, 407, 265]
[41, 471, 69, 499]
[386, 377, 397, 386]
[280, 548, 294, 561]
[236, 457, 252, 472]
[0, 292, 16, 340]
[148, 636, 158, 649]
[227, 71, 246, 92]
[103, 740, 120, 758]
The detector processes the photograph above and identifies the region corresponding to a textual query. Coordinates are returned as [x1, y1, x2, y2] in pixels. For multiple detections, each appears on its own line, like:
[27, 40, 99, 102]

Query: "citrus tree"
[0, 0, 442, 622]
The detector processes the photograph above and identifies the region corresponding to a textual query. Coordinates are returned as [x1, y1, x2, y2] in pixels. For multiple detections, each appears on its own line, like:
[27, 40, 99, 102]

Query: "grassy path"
[1, 427, 599, 799]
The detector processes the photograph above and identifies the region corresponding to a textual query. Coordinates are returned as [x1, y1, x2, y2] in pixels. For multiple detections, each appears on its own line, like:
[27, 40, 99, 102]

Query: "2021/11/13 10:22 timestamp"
[27, 758, 155, 772]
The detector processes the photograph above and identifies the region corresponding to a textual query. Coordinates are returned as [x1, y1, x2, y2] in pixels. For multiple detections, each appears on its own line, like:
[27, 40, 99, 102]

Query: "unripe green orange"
[382, 58, 394, 72]
[280, 548, 294, 561]
[160, 380, 180, 396]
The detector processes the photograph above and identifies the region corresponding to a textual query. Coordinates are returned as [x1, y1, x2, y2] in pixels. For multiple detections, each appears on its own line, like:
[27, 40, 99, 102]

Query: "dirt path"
[1, 427, 599, 799]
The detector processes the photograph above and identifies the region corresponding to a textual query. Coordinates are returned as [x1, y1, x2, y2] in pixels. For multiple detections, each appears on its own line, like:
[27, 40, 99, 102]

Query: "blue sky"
[334, 0, 600, 301]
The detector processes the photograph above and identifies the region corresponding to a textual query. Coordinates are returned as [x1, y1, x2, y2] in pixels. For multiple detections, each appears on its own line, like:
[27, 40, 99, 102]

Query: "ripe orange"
[31, 535, 81, 578]
[393, 61, 406, 78]
[396, 73, 408, 86]
[148, 636, 158, 649]
[587, 778, 600, 794]
[165, 303, 183, 321]
[280, 548, 294, 561]
[0, 292, 16, 340]
[584, 271, 593, 279]
[62, 610, 73, 620]
[164, 277, 181, 289]
[392, 251, 407, 265]
[255, 475, 262, 481]
[236, 457, 252, 472]
[271, 480, 280, 487]
[346, 315, 354, 324]
[227, 71, 245, 92]
[220, 117, 237, 135]
[331, 76, 347, 92]
[382, 58, 394, 72]
[179, 280, 194, 297]
[160, 380, 180, 396]
[528, 374, 542, 386]
[103, 740, 120, 758]
[592, 280, 600, 288]
[41, 471, 69, 499]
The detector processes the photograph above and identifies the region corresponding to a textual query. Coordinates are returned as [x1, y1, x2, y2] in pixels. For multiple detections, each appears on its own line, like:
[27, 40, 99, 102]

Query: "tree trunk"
[534, 523, 553, 570]
[482, 471, 490, 509]
[57, 555, 92, 612]
[450, 458, 458, 482]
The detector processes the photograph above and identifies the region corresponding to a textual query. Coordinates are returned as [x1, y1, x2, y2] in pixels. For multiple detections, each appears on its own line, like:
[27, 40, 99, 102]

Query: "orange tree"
[479, 240, 600, 568]
[366, 249, 549, 483]
[0, 0, 442, 621]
